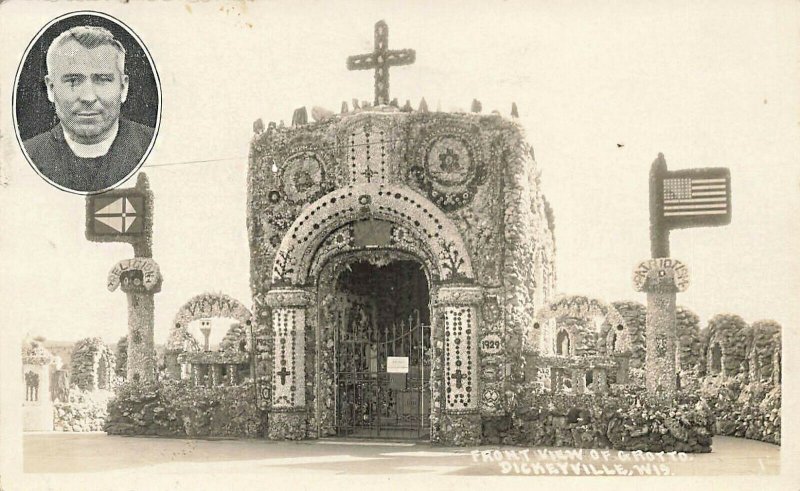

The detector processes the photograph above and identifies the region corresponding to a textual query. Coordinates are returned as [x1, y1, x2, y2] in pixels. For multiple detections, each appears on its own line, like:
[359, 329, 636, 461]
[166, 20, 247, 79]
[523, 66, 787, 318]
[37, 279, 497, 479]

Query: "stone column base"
[438, 413, 482, 446]
[268, 410, 307, 440]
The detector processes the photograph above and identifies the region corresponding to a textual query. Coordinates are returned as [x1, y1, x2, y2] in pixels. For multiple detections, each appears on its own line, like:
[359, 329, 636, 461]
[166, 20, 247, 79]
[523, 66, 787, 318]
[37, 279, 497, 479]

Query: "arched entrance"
[264, 184, 484, 444]
[321, 256, 431, 439]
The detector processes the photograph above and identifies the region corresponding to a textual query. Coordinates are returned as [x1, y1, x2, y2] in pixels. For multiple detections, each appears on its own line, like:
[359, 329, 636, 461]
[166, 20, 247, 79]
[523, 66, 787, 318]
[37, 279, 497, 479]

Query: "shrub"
[105, 380, 265, 438]
[54, 389, 113, 432]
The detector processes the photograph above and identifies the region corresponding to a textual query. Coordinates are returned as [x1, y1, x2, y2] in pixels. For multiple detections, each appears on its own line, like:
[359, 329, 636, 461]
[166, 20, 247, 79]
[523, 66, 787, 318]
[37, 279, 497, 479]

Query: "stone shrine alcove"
[710, 342, 723, 374]
[166, 293, 254, 385]
[556, 330, 571, 356]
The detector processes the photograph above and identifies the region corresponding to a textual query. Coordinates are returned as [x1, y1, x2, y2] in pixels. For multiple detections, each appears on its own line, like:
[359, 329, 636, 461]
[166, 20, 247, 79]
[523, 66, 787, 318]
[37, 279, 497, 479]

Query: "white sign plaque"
[386, 356, 409, 373]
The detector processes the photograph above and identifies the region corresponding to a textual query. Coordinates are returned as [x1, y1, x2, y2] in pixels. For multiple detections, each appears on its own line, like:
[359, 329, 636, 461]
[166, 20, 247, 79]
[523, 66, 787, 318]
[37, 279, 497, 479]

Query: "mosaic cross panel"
[271, 307, 306, 409]
[444, 306, 477, 412]
[346, 123, 389, 185]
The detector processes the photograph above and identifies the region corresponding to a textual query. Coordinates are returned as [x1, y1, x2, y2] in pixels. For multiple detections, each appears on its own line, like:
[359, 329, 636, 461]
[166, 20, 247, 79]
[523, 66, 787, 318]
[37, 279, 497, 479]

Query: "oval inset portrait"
[14, 11, 161, 195]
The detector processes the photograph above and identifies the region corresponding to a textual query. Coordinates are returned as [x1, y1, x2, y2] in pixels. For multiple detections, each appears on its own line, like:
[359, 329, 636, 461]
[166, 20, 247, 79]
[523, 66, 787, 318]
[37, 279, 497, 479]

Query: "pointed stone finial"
[253, 118, 265, 135]
[471, 99, 482, 113]
[292, 107, 308, 126]
[341, 101, 349, 114]
[418, 98, 428, 113]
[402, 100, 412, 112]
[511, 102, 519, 118]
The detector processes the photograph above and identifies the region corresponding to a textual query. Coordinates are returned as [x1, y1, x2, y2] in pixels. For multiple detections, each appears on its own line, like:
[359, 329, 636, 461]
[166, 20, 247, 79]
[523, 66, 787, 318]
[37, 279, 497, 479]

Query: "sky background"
[1, 0, 798, 349]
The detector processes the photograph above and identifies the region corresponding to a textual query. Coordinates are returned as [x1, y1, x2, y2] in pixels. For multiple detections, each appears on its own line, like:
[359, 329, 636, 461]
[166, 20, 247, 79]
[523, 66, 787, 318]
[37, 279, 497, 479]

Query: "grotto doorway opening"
[331, 258, 432, 440]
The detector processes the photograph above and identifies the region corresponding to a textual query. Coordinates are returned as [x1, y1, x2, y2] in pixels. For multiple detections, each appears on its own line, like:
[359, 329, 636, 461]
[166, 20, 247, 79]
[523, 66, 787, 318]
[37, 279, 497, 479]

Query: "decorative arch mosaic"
[306, 220, 440, 285]
[167, 292, 254, 352]
[271, 183, 475, 286]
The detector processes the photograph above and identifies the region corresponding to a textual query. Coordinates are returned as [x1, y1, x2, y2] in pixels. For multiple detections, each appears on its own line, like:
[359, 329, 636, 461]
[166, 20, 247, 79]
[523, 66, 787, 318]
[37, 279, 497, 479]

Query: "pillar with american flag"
[639, 153, 732, 403]
[649, 153, 732, 257]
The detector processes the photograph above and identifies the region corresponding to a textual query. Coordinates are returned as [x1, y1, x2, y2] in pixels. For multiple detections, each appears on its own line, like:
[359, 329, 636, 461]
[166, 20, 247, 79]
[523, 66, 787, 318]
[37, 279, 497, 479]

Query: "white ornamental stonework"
[270, 308, 306, 409]
[266, 289, 313, 411]
[22, 343, 54, 431]
[438, 286, 482, 414]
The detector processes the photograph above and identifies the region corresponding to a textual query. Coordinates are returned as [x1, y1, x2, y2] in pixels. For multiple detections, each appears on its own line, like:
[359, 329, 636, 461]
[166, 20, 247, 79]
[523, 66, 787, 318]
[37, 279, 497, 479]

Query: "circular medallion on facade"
[280, 152, 325, 204]
[408, 127, 487, 211]
[427, 137, 472, 186]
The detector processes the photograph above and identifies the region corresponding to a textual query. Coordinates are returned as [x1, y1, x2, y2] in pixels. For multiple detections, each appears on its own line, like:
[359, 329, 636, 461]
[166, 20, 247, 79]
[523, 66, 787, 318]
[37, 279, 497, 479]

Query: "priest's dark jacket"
[23, 118, 154, 192]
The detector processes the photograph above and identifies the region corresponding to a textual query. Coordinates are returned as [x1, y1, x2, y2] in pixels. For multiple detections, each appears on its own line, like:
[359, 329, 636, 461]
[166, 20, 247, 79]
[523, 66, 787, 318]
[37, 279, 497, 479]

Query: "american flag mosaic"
[662, 177, 729, 217]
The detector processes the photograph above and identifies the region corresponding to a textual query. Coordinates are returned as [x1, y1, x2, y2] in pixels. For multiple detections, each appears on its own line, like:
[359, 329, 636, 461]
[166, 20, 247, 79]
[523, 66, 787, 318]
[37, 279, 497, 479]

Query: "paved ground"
[10, 432, 785, 490]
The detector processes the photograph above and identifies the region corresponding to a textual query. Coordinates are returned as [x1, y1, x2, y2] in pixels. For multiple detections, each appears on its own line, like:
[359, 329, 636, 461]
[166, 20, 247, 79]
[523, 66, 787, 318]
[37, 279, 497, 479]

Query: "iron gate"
[334, 310, 431, 439]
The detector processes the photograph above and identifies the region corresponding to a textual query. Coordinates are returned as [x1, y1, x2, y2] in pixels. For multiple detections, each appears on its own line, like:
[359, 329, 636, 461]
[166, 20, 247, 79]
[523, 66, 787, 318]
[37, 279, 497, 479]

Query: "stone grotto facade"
[165, 292, 255, 386]
[99, 22, 779, 449]
[248, 101, 556, 444]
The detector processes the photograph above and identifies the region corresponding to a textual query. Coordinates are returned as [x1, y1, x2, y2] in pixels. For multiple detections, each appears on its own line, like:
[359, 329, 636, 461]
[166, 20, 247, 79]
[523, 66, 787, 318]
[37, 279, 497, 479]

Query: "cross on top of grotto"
[346, 20, 416, 106]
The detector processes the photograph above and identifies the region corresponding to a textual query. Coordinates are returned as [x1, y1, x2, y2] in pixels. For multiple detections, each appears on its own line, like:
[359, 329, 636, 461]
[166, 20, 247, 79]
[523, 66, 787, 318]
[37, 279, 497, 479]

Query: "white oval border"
[12, 10, 162, 196]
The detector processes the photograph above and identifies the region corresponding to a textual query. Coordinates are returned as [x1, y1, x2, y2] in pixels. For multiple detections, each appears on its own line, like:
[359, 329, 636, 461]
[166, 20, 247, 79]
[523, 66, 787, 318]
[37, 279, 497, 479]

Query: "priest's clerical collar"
[62, 120, 119, 158]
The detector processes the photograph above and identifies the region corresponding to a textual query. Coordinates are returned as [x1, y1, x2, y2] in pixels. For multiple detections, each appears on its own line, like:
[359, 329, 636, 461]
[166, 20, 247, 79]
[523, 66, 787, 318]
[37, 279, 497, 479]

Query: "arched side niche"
[271, 183, 475, 286]
[556, 329, 571, 356]
[709, 341, 723, 374]
[535, 294, 626, 357]
[167, 292, 254, 352]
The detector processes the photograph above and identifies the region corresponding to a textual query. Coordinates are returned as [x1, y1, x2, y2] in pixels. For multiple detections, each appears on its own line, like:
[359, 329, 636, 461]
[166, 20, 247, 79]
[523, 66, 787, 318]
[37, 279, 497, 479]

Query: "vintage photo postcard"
[0, 1, 797, 490]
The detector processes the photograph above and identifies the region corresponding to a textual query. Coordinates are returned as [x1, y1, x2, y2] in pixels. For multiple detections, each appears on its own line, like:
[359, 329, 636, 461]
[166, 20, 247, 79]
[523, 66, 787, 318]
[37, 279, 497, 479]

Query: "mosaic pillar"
[107, 258, 162, 384]
[436, 285, 482, 446]
[573, 368, 585, 394]
[125, 291, 157, 383]
[633, 258, 690, 403]
[265, 288, 314, 440]
[228, 364, 237, 385]
[595, 368, 608, 393]
[550, 368, 560, 393]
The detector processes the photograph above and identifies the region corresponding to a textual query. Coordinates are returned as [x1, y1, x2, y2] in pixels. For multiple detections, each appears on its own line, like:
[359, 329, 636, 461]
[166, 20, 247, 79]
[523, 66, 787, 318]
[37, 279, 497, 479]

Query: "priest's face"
[45, 39, 129, 145]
